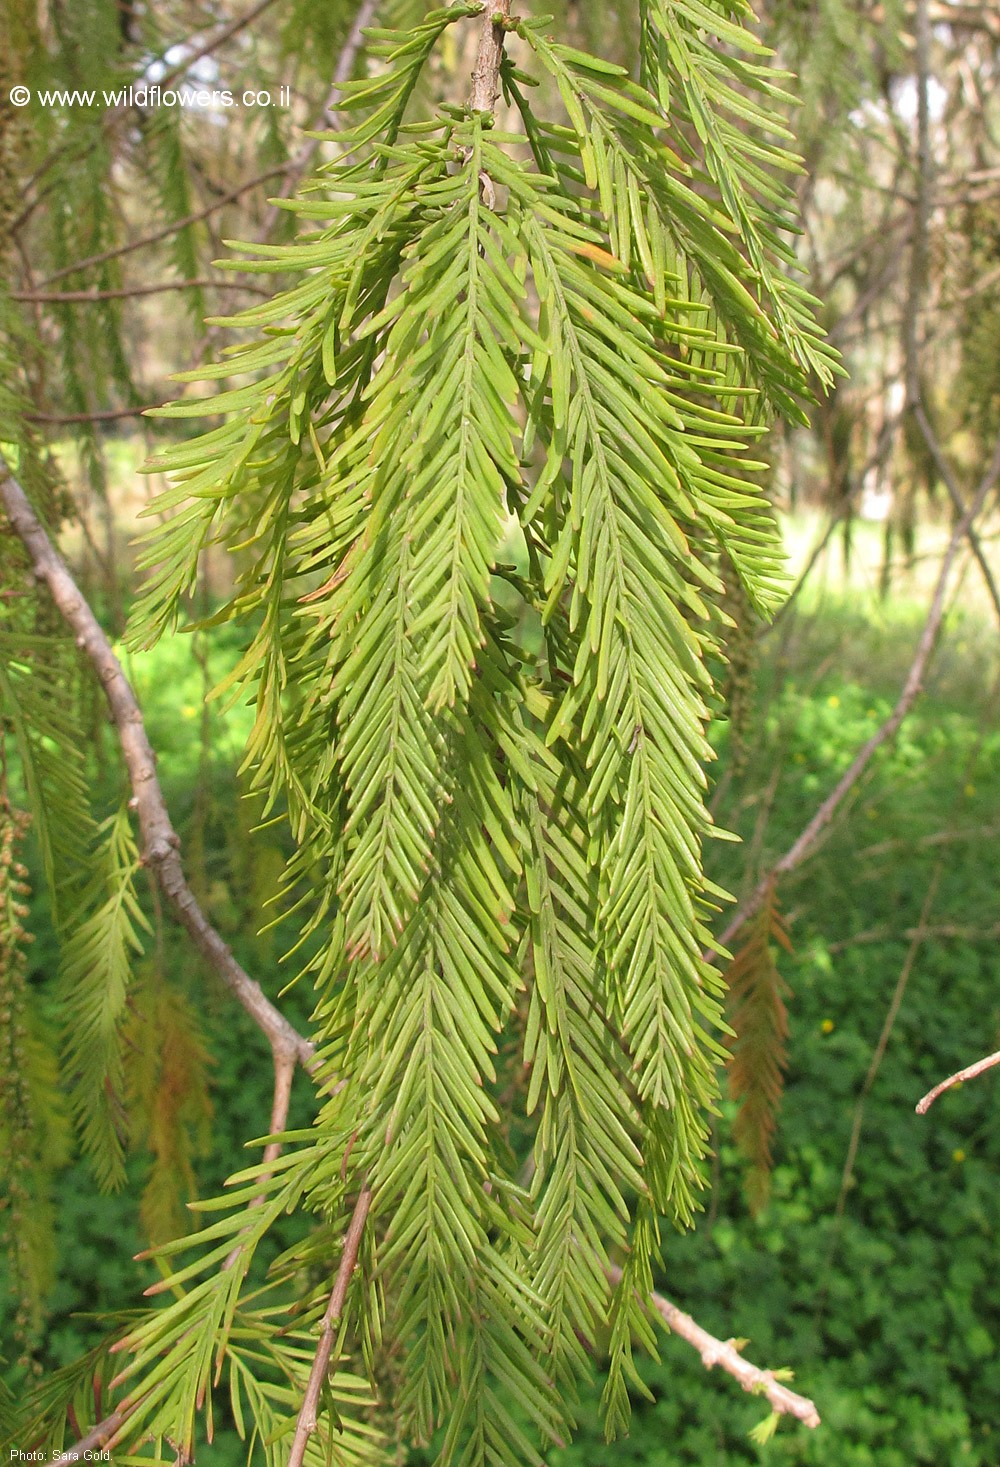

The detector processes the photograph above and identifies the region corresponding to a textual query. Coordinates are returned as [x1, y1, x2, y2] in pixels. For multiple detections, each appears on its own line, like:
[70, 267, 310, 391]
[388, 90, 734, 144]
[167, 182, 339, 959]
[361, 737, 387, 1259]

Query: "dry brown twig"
[606, 1265, 821, 1429]
[916, 1048, 1000, 1114]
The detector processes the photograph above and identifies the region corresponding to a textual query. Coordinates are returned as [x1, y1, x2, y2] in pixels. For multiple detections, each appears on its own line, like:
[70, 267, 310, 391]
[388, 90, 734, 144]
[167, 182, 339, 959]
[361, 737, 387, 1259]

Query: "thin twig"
[12, 278, 269, 303]
[606, 1265, 820, 1429]
[255, 0, 380, 240]
[287, 1187, 373, 1467]
[763, 413, 904, 641]
[912, 403, 1000, 626]
[712, 439, 1000, 957]
[260, 1051, 297, 1172]
[860, 822, 1000, 858]
[826, 919, 1000, 953]
[0, 465, 313, 1074]
[833, 865, 942, 1219]
[469, 0, 512, 114]
[52, 1408, 127, 1463]
[25, 405, 164, 425]
[38, 166, 287, 285]
[219, 1049, 300, 1271]
[916, 1049, 1000, 1114]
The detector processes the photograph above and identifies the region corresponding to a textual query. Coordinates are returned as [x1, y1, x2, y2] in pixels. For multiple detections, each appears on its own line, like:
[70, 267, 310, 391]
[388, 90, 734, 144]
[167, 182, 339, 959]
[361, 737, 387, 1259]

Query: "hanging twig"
[256, 0, 380, 240]
[37, 166, 287, 285]
[912, 404, 1000, 626]
[763, 411, 905, 641]
[832, 864, 942, 1220]
[287, 1186, 373, 1467]
[606, 1265, 820, 1429]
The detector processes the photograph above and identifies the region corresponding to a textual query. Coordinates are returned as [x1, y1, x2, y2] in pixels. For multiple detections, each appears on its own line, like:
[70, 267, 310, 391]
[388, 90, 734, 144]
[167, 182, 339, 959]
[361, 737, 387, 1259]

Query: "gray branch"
[0, 464, 313, 1072]
[469, 0, 512, 114]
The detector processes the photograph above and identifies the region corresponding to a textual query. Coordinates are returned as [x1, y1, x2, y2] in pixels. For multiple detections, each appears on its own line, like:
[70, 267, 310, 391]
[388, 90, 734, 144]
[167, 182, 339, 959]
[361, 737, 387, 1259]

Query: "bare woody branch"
[37, 166, 287, 285]
[713, 440, 1000, 957]
[607, 1265, 820, 1430]
[917, 1048, 1000, 1114]
[12, 278, 270, 303]
[912, 403, 1000, 626]
[470, 0, 513, 114]
[288, 1186, 373, 1467]
[0, 465, 313, 1074]
[51, 1409, 127, 1465]
[834, 865, 942, 1218]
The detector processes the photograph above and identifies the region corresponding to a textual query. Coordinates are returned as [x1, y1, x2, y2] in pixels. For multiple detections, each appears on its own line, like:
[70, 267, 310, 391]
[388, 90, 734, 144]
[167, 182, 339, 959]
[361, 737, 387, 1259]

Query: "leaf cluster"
[9, 2, 835, 1461]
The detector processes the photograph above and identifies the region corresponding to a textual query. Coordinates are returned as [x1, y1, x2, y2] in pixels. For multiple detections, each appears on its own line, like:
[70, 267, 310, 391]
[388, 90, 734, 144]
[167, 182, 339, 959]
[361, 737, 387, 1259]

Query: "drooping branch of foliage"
[0, 465, 314, 1078]
[724, 881, 792, 1215]
[716, 437, 1000, 955]
[9, 0, 839, 1458]
[0, 769, 41, 1362]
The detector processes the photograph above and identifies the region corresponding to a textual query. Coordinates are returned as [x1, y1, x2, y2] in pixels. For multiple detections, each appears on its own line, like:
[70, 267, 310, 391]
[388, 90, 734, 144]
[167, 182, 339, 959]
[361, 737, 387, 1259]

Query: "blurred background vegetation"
[3, 0, 1000, 1461]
